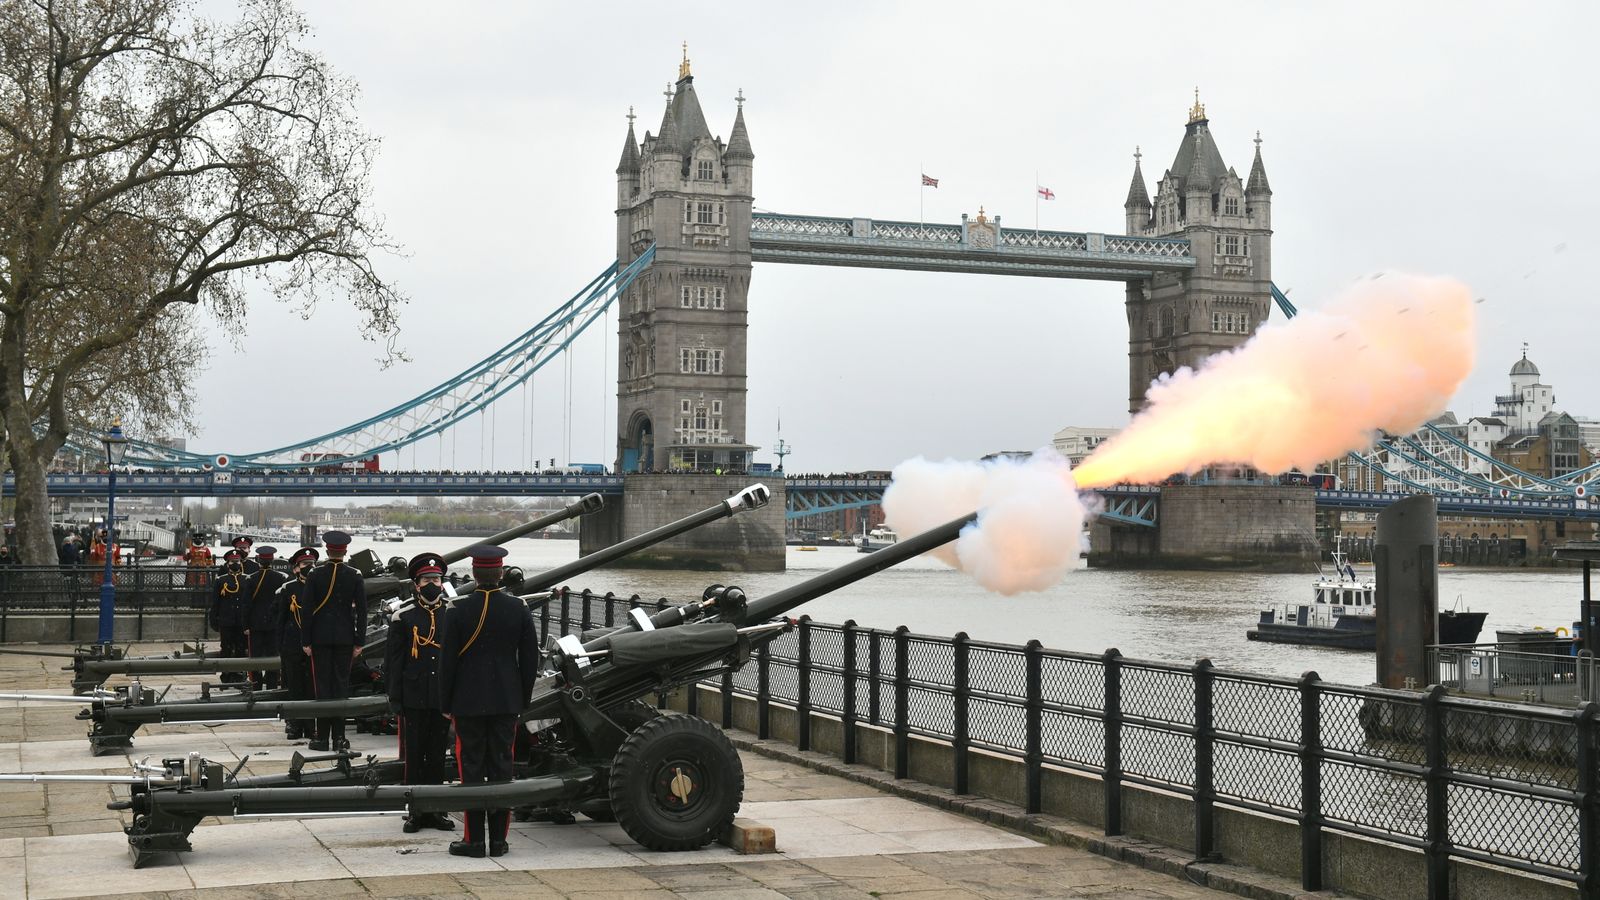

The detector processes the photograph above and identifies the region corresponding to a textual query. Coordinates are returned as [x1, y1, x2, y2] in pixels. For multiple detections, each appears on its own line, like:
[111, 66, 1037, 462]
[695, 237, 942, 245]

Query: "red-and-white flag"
[921, 174, 939, 188]
[1037, 186, 1056, 200]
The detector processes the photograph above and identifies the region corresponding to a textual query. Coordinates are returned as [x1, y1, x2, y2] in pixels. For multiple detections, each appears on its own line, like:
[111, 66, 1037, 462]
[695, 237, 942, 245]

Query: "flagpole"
[919, 161, 925, 239]
[1034, 169, 1039, 235]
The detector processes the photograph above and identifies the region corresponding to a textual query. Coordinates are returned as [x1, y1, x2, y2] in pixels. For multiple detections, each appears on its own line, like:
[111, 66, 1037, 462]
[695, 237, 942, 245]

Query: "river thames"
[347, 535, 1585, 687]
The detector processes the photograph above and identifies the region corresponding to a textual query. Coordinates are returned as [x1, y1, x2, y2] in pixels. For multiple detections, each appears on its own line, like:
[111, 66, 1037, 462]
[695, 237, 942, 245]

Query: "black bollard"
[1375, 495, 1438, 690]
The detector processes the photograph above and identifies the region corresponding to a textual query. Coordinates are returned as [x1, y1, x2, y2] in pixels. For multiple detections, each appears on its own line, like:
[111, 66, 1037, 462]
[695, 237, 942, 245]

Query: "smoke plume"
[884, 273, 1475, 594]
[1073, 274, 1475, 487]
[882, 449, 1089, 596]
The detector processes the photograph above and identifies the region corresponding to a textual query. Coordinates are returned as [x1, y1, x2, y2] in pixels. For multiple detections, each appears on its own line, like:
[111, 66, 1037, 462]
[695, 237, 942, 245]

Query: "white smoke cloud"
[882, 448, 1087, 595]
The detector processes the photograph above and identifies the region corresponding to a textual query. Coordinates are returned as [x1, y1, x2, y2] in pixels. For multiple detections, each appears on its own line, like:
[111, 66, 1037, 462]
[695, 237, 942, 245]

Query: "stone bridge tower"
[1121, 92, 1273, 413]
[613, 52, 755, 473]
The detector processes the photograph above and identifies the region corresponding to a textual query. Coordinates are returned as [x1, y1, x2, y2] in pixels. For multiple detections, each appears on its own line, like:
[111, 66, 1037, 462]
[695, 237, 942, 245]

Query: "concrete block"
[720, 817, 776, 854]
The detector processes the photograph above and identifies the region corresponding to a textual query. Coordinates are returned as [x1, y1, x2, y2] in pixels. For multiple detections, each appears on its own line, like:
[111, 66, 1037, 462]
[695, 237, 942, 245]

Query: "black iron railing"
[537, 587, 1596, 897]
[0, 565, 214, 641]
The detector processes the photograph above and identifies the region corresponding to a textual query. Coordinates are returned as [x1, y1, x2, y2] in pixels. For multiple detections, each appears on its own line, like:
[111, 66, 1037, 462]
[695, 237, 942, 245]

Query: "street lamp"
[97, 420, 129, 645]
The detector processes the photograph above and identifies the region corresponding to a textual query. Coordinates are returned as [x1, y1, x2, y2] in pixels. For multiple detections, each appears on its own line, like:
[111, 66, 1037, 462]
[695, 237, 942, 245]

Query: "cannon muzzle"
[736, 511, 977, 624]
[522, 484, 770, 593]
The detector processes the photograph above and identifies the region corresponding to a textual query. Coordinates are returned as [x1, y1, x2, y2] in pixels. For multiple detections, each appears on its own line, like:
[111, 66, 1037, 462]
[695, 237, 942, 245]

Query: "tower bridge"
[59, 56, 1598, 571]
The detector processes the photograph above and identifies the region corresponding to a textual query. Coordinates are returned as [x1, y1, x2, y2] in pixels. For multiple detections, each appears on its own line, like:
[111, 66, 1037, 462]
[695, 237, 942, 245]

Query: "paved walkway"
[1, 643, 1231, 899]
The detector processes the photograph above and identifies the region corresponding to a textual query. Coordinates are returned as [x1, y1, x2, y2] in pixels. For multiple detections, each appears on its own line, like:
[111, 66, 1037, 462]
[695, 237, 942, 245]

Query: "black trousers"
[453, 714, 516, 845]
[308, 644, 353, 744]
[279, 645, 313, 735]
[219, 627, 248, 683]
[247, 629, 280, 688]
[401, 708, 450, 787]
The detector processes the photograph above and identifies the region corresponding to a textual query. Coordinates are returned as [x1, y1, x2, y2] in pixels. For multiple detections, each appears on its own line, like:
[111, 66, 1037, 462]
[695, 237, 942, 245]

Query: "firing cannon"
[65, 494, 608, 695]
[112, 507, 975, 866]
[72, 487, 774, 754]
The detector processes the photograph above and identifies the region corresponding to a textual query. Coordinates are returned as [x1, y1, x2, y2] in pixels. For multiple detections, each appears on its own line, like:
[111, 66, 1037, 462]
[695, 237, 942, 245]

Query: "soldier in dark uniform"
[230, 536, 261, 575]
[244, 547, 288, 689]
[209, 549, 249, 683]
[275, 547, 318, 740]
[386, 552, 455, 834]
[441, 545, 539, 858]
[300, 531, 365, 751]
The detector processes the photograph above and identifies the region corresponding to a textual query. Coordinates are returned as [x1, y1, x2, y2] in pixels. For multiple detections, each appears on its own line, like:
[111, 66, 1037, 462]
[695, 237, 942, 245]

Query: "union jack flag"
[1037, 186, 1055, 200]
[921, 174, 939, 187]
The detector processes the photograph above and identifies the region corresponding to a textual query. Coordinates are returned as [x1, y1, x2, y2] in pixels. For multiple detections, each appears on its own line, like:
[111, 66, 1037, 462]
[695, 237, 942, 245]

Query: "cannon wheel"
[580, 701, 664, 822]
[608, 714, 742, 851]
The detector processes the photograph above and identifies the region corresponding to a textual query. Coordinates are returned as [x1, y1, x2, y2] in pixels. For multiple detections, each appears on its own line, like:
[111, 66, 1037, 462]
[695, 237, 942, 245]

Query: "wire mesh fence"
[0, 565, 214, 641]
[538, 587, 1596, 895]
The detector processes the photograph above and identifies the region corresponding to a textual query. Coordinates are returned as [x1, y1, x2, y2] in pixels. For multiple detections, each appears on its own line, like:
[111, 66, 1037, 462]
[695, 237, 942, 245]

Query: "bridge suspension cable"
[73, 247, 656, 471]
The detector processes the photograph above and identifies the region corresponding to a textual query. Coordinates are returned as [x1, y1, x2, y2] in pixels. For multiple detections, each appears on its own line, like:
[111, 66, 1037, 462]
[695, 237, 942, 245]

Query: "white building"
[1493, 352, 1556, 433]
[1052, 425, 1120, 468]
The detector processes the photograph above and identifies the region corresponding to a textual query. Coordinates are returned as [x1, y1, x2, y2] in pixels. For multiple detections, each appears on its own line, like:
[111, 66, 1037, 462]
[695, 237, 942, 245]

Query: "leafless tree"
[0, 0, 403, 563]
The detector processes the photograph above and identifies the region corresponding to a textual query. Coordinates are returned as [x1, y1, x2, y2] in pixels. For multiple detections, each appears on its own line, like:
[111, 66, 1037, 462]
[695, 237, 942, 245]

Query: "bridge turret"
[1245, 132, 1271, 230]
[1123, 147, 1151, 235]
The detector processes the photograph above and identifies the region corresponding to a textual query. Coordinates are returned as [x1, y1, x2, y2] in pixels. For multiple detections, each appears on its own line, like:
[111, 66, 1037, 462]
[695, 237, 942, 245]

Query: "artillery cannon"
[66, 494, 607, 694]
[72, 487, 774, 754]
[113, 508, 976, 866]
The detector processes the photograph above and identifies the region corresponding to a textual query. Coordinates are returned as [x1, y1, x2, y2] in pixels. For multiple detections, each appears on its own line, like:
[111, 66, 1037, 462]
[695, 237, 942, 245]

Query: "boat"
[797, 546, 818, 552]
[371, 525, 407, 542]
[1246, 543, 1486, 650]
[855, 525, 899, 554]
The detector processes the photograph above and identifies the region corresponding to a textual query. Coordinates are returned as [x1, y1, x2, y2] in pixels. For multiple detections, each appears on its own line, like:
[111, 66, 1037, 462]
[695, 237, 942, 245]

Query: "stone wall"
[1155, 483, 1317, 569]
[579, 474, 787, 572]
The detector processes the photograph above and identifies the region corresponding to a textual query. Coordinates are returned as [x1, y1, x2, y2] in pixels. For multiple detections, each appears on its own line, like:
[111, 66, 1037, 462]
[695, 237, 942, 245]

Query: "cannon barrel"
[522, 484, 770, 593]
[81, 656, 281, 677]
[442, 493, 604, 564]
[736, 511, 977, 625]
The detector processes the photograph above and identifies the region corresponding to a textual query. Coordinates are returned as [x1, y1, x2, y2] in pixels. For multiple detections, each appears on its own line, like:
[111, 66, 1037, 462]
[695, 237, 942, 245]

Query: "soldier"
[300, 531, 365, 752]
[209, 549, 249, 683]
[441, 545, 539, 858]
[230, 536, 261, 575]
[385, 552, 455, 834]
[275, 547, 319, 740]
[244, 546, 288, 689]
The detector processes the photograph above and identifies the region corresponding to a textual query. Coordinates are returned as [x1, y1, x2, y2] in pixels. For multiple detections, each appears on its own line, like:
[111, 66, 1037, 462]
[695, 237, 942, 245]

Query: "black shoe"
[402, 817, 422, 834]
[307, 741, 329, 752]
[429, 814, 455, 831]
[448, 841, 485, 858]
[334, 738, 350, 751]
[489, 840, 509, 858]
[284, 726, 301, 740]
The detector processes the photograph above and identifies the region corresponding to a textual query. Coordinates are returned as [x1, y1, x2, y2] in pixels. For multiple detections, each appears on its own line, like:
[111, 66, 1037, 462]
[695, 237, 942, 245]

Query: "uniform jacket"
[439, 588, 540, 717]
[385, 600, 449, 710]
[299, 560, 365, 647]
[245, 568, 289, 633]
[275, 577, 309, 649]
[210, 570, 249, 629]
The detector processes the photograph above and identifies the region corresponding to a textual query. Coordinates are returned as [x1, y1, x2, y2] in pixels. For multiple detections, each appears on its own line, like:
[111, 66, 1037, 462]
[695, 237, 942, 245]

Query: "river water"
[348, 535, 1587, 688]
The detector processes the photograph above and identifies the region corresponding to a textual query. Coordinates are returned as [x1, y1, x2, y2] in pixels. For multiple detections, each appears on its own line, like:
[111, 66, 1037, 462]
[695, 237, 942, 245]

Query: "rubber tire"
[580, 702, 666, 822]
[608, 714, 743, 851]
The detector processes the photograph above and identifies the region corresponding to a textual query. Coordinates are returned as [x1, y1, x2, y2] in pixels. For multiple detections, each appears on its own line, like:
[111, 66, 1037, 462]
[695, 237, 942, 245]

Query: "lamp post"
[97, 420, 129, 645]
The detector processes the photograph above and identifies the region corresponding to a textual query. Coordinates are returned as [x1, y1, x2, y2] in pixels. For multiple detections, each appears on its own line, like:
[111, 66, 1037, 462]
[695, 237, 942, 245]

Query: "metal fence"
[536, 587, 1597, 897]
[0, 565, 213, 641]
[1432, 643, 1599, 705]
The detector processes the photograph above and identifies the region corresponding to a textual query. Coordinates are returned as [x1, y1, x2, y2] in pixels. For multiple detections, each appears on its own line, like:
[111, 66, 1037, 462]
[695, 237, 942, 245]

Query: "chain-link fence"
[0, 565, 213, 641]
[534, 587, 1596, 897]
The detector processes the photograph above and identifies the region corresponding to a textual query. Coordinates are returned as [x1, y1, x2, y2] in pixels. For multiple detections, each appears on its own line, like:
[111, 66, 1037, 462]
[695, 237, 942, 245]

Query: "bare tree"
[0, 0, 403, 563]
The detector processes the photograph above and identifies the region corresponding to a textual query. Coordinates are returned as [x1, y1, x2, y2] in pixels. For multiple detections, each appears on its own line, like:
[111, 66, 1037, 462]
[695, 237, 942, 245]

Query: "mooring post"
[1376, 495, 1438, 690]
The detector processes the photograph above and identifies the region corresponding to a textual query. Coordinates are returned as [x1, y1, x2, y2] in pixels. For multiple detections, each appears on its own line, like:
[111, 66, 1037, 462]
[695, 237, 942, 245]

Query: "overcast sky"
[184, 1, 1599, 475]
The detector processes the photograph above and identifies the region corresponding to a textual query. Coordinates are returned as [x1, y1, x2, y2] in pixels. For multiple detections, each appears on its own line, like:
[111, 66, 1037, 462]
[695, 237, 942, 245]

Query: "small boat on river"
[855, 525, 899, 554]
[1247, 544, 1486, 650]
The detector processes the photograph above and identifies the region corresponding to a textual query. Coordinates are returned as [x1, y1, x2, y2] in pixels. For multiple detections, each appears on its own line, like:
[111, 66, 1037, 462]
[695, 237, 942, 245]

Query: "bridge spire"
[616, 107, 640, 175]
[1246, 130, 1271, 196]
[1124, 145, 1151, 215]
[726, 93, 754, 161]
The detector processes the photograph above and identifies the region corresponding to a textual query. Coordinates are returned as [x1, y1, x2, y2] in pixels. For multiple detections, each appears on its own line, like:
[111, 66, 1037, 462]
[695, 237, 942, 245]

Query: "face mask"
[419, 583, 444, 604]
[227, 563, 241, 572]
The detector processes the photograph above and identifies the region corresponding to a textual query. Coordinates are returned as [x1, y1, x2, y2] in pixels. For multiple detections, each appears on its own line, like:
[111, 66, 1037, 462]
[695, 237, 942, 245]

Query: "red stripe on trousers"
[454, 716, 470, 843]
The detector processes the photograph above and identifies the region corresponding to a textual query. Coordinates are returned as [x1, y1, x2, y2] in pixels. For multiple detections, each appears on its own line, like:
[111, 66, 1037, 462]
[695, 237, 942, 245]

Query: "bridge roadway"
[17, 472, 1600, 523]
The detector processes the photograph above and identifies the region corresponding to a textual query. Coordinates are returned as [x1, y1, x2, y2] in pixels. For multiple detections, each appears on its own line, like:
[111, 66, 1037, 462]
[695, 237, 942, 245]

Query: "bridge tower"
[614, 52, 756, 474]
[588, 52, 785, 572]
[1122, 92, 1273, 413]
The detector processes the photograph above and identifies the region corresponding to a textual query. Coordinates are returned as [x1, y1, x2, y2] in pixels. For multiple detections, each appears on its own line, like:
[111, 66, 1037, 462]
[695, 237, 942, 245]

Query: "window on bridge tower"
[697, 160, 714, 181]
[1224, 197, 1239, 216]
[697, 202, 715, 225]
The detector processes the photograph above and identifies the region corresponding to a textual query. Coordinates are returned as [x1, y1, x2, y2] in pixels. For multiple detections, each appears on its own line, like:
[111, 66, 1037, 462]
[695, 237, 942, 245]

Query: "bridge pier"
[579, 474, 787, 572]
[1090, 484, 1317, 571]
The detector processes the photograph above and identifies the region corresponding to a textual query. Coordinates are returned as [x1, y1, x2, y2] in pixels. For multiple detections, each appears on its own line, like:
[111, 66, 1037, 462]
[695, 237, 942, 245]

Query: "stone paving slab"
[1, 641, 1238, 899]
